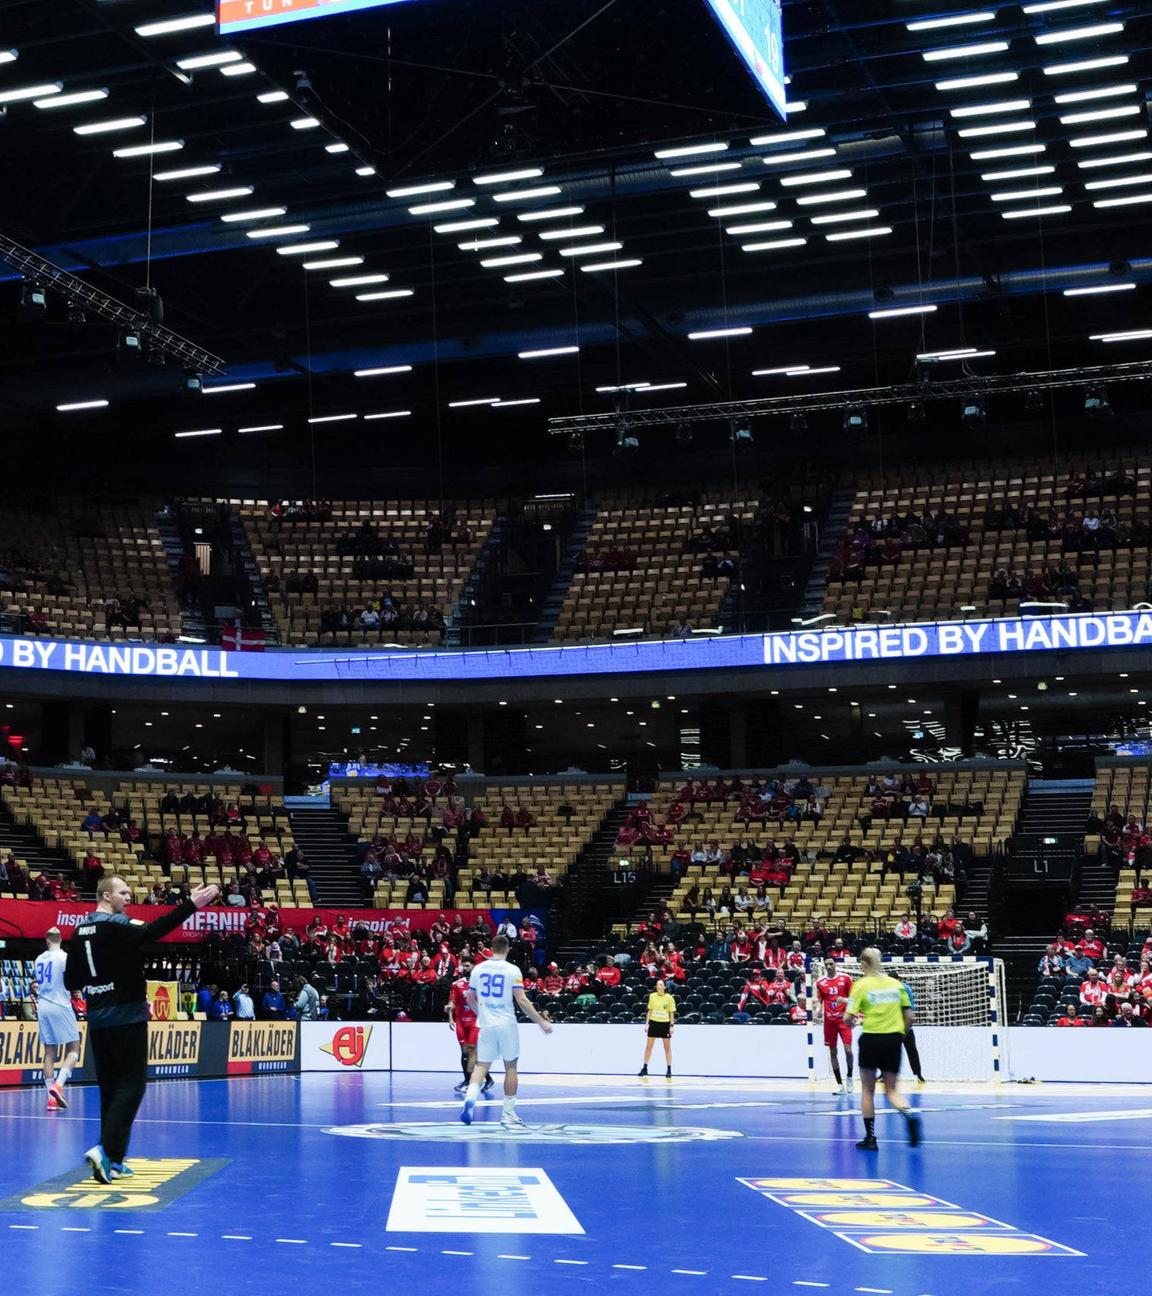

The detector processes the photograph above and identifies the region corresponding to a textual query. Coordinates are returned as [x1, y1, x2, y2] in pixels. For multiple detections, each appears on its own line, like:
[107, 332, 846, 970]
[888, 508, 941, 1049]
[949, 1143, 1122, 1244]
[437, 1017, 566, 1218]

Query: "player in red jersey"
[445, 960, 492, 1096]
[814, 956, 855, 1094]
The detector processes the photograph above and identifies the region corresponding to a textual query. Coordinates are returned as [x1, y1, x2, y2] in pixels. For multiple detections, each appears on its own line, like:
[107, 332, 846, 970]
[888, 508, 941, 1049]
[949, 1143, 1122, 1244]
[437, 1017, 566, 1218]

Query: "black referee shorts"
[858, 1031, 904, 1075]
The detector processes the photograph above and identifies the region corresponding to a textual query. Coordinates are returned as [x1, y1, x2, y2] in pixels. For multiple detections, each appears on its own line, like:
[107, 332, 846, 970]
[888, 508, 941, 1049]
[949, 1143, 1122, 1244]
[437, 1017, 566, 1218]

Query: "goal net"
[808, 957, 1005, 1082]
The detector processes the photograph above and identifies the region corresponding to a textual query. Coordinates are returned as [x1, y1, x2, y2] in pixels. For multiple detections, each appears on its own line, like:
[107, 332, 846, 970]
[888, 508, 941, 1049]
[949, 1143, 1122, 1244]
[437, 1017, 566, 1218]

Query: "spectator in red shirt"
[938, 909, 961, 939]
[737, 970, 773, 1012]
[1078, 929, 1106, 962]
[763, 969, 797, 1006]
[541, 964, 565, 996]
[784, 942, 807, 974]
[1080, 969, 1107, 1006]
[596, 960, 622, 988]
[805, 918, 832, 950]
[80, 848, 104, 891]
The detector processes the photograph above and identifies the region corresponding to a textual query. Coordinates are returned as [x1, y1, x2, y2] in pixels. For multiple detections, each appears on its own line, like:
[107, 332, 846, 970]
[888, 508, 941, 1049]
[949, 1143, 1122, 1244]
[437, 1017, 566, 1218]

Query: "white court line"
[168, 1232, 198, 1237]
[276, 1238, 308, 1244]
[614, 1263, 648, 1270]
[794, 1284, 831, 1289]
[9, 1225, 38, 1230]
[441, 1250, 473, 1256]
[114, 1229, 144, 1235]
[555, 1259, 589, 1265]
[672, 1271, 708, 1276]
[376, 1094, 772, 1109]
[386, 1245, 418, 1252]
[61, 1227, 91, 1233]
[330, 1242, 362, 1248]
[995, 1108, 1152, 1123]
[498, 1254, 531, 1260]
[0, 1106, 1141, 1151]
[733, 1277, 768, 1282]
[221, 1235, 252, 1240]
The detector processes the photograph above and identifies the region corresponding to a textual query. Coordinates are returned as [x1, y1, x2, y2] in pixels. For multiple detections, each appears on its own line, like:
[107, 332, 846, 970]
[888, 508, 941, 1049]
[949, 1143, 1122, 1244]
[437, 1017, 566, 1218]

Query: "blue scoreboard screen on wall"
[704, 0, 787, 119]
[219, 0, 416, 35]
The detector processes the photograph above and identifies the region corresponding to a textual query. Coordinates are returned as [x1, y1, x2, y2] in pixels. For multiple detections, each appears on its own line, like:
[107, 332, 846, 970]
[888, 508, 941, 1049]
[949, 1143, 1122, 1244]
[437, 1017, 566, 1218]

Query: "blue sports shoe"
[85, 1145, 112, 1185]
[110, 1163, 134, 1179]
[460, 1095, 476, 1125]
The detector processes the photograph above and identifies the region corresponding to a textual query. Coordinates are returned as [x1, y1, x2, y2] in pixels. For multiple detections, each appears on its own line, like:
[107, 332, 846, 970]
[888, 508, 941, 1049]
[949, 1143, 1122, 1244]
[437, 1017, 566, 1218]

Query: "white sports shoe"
[501, 1112, 528, 1129]
[834, 1083, 845, 1095]
[846, 1076, 855, 1094]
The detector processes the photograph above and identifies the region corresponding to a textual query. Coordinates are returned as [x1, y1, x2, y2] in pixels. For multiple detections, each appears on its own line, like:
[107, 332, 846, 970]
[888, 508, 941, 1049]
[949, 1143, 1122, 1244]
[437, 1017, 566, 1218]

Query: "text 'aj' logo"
[320, 1025, 372, 1067]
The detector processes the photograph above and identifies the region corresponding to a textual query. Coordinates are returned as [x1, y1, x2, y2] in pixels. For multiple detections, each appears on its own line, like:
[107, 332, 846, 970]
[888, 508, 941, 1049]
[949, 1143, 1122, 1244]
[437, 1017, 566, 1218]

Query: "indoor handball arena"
[1, 0, 1152, 1293]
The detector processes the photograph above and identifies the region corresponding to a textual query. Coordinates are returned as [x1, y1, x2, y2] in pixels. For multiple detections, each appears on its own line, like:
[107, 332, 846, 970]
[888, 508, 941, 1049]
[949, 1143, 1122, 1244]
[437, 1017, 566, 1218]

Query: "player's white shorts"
[477, 1024, 520, 1065]
[37, 1002, 80, 1048]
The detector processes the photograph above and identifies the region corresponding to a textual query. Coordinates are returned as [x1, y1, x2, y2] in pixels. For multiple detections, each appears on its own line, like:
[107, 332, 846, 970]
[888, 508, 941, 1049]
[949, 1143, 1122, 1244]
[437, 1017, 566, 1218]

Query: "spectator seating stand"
[824, 457, 1151, 624]
[552, 492, 761, 642]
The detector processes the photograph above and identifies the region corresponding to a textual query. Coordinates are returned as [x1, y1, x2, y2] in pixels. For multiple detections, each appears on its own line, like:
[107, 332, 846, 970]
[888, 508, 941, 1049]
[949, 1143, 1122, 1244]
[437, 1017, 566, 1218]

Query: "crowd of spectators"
[0, 543, 72, 601]
[269, 500, 335, 524]
[196, 911, 546, 1022]
[1032, 922, 1152, 1025]
[319, 600, 446, 641]
[510, 901, 990, 1026]
[574, 547, 638, 573]
[102, 595, 152, 632]
[829, 511, 969, 581]
[355, 774, 556, 910]
[614, 774, 971, 900]
[986, 564, 1092, 610]
[1092, 804, 1152, 877]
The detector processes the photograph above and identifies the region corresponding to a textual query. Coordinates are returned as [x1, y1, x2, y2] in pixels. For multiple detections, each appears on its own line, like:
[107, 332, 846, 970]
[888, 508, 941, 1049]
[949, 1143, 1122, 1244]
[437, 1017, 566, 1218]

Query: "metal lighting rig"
[546, 360, 1152, 435]
[0, 232, 226, 376]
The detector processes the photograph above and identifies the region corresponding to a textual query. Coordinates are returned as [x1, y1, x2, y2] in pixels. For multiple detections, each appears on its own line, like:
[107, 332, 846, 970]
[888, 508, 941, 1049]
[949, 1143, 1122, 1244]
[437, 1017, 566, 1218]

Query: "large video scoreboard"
[218, 0, 416, 36]
[704, 0, 787, 120]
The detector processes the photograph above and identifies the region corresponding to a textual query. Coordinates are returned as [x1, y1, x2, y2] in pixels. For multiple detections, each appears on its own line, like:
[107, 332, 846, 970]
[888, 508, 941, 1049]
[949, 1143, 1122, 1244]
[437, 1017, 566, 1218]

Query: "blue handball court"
[0, 1069, 1143, 1296]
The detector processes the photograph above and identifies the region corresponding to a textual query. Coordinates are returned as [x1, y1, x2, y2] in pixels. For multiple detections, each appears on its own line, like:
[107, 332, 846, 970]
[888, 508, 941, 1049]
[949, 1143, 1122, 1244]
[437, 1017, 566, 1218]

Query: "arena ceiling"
[2, 0, 1151, 456]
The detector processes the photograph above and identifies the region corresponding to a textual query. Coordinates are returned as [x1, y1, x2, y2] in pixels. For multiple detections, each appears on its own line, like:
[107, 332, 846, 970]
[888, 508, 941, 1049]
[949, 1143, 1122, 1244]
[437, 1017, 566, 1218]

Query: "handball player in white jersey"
[34, 927, 82, 1111]
[460, 934, 552, 1128]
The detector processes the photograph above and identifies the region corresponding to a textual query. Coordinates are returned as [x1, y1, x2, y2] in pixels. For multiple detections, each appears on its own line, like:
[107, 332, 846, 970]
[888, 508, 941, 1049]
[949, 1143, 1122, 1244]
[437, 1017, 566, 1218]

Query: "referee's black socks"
[863, 1117, 875, 1139]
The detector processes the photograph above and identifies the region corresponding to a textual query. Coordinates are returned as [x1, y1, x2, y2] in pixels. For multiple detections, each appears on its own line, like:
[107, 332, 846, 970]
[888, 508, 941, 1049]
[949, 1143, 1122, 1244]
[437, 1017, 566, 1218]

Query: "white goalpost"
[807, 957, 1006, 1083]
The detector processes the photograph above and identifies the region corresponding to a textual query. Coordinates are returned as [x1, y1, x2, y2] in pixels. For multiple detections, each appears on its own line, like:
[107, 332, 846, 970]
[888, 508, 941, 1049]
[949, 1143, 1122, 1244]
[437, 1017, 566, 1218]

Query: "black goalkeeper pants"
[89, 1022, 149, 1164]
[903, 1027, 924, 1079]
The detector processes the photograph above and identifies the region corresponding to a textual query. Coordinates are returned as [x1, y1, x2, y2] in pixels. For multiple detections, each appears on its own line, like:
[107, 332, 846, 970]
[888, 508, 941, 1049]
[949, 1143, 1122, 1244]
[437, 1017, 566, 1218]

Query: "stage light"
[1084, 385, 1112, 418]
[19, 282, 47, 319]
[962, 398, 987, 426]
[730, 419, 754, 447]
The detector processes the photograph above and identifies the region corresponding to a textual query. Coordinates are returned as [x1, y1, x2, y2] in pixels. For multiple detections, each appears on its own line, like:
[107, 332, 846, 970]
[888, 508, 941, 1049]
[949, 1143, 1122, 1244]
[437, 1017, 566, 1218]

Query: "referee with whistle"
[65, 874, 219, 1183]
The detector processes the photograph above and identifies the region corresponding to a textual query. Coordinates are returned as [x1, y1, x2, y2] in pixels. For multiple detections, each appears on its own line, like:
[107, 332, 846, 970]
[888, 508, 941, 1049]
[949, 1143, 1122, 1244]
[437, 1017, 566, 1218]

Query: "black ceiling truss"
[547, 362, 1152, 432]
[0, 233, 226, 375]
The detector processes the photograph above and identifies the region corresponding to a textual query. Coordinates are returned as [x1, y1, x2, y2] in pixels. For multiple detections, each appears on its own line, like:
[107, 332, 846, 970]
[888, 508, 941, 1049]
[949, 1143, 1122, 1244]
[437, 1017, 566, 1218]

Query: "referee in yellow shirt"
[639, 978, 676, 1079]
[844, 948, 922, 1150]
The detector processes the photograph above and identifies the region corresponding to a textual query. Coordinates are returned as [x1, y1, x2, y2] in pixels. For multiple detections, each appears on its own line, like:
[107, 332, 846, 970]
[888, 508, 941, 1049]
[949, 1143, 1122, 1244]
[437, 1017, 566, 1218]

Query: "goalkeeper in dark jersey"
[66, 874, 218, 1183]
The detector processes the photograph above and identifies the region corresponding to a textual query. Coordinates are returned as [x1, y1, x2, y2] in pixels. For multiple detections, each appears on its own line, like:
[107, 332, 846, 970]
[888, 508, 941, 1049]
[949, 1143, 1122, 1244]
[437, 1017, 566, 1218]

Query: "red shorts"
[823, 1019, 852, 1049]
[456, 1024, 479, 1049]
